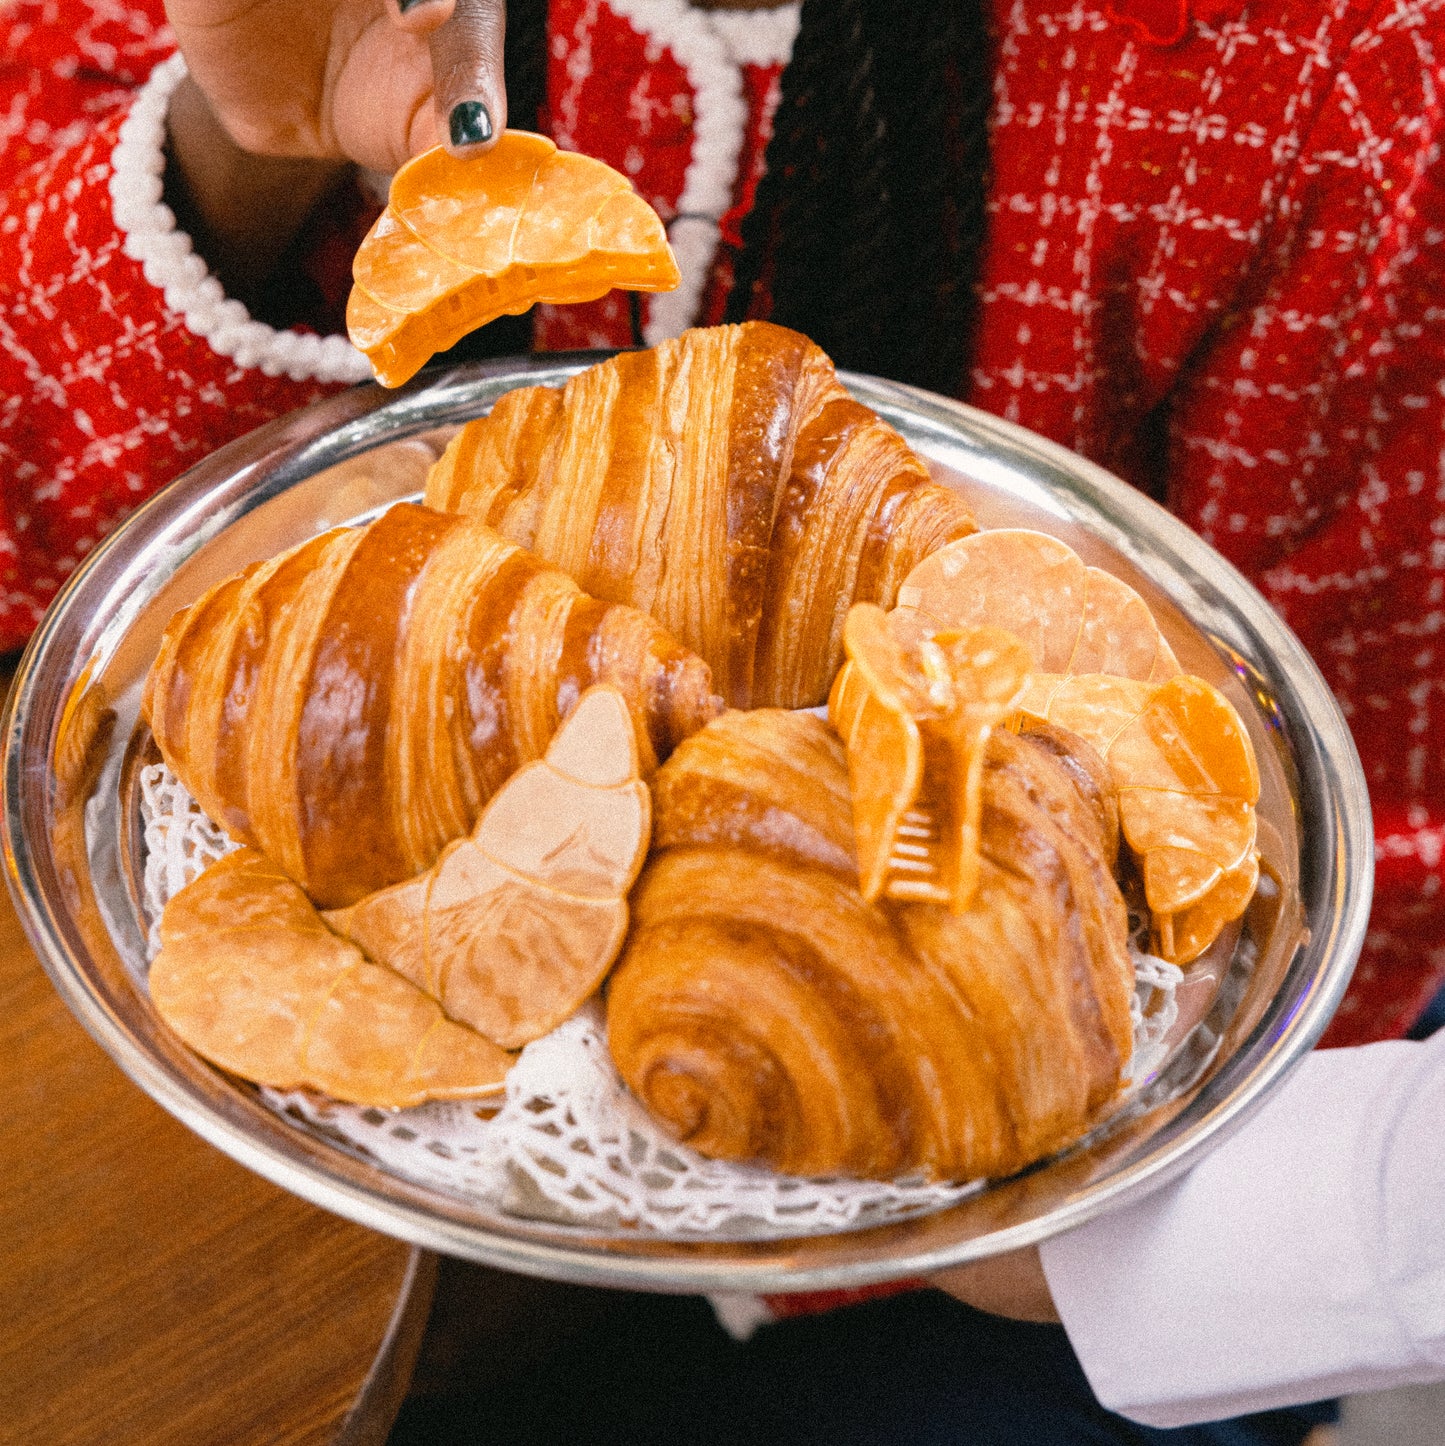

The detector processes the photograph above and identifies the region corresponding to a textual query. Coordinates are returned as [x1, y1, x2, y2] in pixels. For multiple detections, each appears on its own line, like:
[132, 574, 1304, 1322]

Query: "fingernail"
[398, 0, 430, 11]
[449, 101, 493, 148]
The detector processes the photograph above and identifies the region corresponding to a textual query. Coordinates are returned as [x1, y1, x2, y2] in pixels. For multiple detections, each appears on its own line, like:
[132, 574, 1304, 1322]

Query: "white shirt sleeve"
[1039, 1034, 1445, 1429]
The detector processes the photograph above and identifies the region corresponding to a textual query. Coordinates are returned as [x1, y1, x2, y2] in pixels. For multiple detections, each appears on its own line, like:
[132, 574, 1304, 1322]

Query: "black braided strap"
[727, 0, 993, 397]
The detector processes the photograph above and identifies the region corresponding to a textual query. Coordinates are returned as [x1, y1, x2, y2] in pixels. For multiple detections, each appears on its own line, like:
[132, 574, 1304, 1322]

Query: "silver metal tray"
[1, 356, 1373, 1293]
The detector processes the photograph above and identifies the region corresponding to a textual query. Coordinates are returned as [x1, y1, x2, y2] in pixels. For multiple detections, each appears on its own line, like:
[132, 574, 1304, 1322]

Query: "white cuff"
[1041, 1038, 1445, 1427]
[108, 53, 372, 385]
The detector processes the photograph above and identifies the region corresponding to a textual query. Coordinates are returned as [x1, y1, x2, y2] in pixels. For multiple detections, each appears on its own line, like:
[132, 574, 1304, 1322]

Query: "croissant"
[142, 502, 721, 909]
[424, 321, 978, 708]
[606, 709, 1135, 1182]
[348, 134, 680, 387]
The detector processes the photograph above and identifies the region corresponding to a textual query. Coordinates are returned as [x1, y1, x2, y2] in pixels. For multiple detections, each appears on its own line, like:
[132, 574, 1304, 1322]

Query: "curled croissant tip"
[646, 1064, 711, 1139]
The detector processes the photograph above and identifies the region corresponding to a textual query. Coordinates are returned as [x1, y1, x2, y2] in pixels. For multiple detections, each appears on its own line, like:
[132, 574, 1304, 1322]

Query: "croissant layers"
[425, 322, 978, 709]
[606, 710, 1136, 1182]
[142, 503, 721, 909]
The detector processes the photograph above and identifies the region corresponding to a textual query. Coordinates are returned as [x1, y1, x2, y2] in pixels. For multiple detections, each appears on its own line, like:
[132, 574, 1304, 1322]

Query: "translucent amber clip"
[348, 133, 681, 387]
[1016, 671, 1261, 963]
[829, 604, 1033, 913]
[325, 686, 652, 1049]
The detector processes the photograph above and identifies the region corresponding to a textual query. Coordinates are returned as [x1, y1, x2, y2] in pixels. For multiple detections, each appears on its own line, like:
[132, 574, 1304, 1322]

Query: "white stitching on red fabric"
[108, 54, 371, 385]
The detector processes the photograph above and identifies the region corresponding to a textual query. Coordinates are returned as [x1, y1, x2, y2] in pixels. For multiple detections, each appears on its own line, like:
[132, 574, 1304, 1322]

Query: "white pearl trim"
[704, 5, 802, 69]
[606, 1, 799, 344]
[109, 54, 372, 386]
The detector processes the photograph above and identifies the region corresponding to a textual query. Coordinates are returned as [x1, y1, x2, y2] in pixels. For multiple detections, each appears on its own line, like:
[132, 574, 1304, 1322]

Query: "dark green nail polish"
[397, 0, 428, 12]
[449, 101, 493, 148]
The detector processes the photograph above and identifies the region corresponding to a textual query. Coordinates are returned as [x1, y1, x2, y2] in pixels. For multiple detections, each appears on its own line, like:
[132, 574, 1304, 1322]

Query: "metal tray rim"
[1, 356, 1373, 1292]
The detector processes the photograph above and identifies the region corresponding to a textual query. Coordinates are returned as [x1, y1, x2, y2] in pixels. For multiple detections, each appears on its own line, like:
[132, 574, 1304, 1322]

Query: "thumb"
[390, 0, 509, 154]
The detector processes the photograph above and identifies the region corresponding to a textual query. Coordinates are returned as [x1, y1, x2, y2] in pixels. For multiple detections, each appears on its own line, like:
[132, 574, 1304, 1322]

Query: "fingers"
[929, 1247, 1060, 1324]
[392, 0, 508, 155]
[389, 0, 457, 30]
[331, 16, 437, 173]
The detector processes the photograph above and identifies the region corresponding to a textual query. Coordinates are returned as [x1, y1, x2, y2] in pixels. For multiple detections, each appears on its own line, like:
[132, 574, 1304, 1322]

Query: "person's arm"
[1046, 1034, 1445, 1426]
[0, 0, 510, 652]
[162, 75, 355, 318]
[158, 0, 508, 313]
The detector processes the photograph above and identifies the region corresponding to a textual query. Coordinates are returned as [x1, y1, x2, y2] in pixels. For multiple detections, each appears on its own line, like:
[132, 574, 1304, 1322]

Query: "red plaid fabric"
[3, 0, 1440, 1050]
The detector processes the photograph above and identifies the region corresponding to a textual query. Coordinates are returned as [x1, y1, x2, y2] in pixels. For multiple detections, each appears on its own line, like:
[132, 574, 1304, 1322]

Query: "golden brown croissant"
[142, 502, 721, 909]
[606, 709, 1135, 1182]
[423, 321, 977, 708]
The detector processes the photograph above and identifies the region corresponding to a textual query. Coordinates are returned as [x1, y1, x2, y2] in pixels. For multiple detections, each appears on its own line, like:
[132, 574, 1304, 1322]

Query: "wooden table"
[0, 880, 435, 1445]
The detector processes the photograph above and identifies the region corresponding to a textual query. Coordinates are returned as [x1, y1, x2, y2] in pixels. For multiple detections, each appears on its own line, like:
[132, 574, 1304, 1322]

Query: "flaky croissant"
[142, 502, 720, 909]
[606, 709, 1135, 1182]
[424, 321, 977, 708]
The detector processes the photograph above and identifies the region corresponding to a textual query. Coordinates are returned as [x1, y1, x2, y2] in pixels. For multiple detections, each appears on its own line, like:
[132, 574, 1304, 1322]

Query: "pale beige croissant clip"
[325, 687, 651, 1050]
[150, 848, 514, 1109]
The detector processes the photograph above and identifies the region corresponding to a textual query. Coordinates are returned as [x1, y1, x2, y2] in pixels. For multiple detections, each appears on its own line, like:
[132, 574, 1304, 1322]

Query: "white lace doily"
[138, 762, 1180, 1239]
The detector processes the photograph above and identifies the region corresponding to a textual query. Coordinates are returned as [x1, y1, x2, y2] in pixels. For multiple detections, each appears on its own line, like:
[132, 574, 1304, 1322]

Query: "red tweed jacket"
[2, 0, 1441, 1048]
